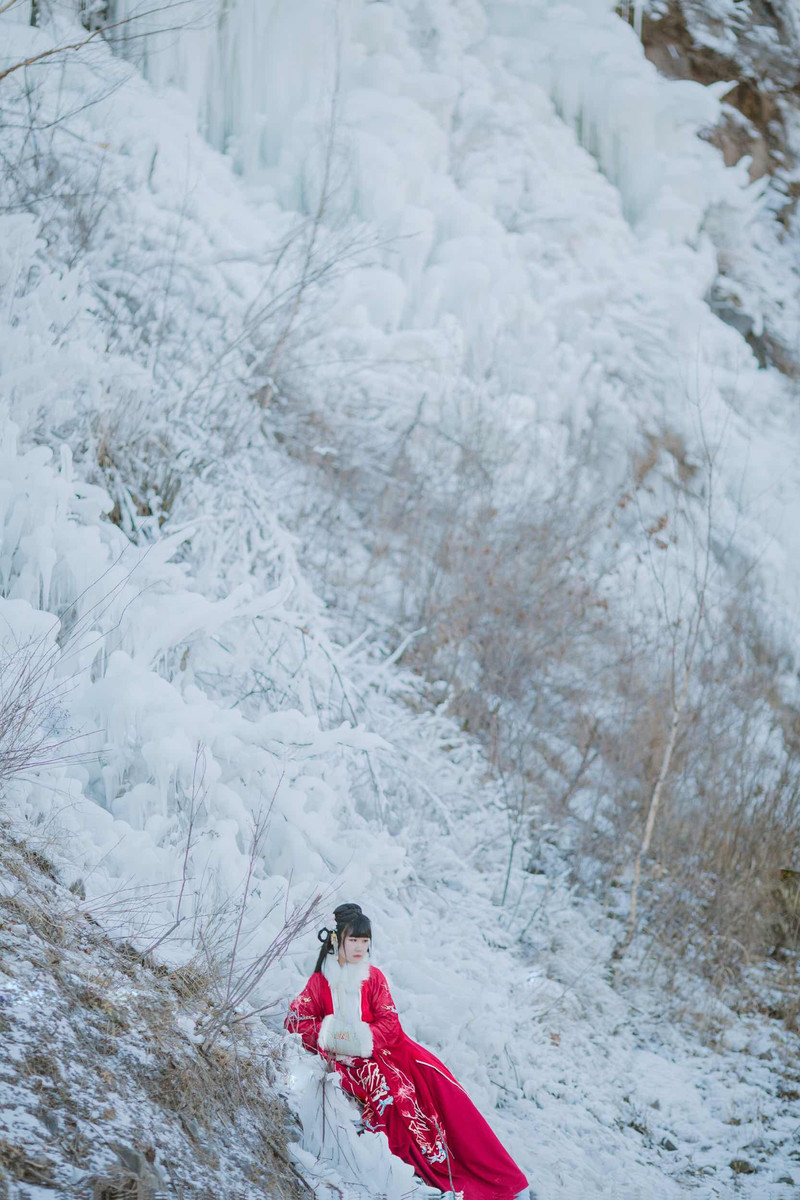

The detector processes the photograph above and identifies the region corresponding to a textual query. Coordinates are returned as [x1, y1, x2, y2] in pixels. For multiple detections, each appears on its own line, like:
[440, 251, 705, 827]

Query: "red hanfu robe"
[285, 958, 529, 1200]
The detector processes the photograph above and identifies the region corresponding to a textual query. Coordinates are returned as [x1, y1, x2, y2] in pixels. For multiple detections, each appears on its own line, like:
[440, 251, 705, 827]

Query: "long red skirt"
[337, 1034, 528, 1200]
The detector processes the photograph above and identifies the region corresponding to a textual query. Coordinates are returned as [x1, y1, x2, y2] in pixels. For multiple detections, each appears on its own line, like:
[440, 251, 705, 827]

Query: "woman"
[285, 903, 529, 1200]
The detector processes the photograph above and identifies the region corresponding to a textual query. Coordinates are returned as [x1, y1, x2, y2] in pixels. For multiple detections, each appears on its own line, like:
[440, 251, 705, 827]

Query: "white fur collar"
[321, 953, 371, 992]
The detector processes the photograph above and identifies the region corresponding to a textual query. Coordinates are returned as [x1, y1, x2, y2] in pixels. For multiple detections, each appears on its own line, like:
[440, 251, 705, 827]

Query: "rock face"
[639, 0, 799, 180]
[631, 0, 800, 374]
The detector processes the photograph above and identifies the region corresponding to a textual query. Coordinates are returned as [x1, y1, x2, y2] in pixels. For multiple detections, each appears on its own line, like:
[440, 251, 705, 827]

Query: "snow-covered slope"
[1, 3, 799, 1199]
[0, 826, 309, 1199]
[0, 425, 797, 1200]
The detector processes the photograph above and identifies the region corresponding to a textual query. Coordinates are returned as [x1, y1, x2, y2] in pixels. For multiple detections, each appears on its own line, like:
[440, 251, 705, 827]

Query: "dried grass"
[285, 388, 800, 983]
[0, 1141, 55, 1188]
[0, 894, 67, 946]
[0, 828, 311, 1200]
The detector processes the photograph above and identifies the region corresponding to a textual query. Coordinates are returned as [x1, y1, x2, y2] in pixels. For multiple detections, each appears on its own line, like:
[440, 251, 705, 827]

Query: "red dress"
[286, 962, 529, 1200]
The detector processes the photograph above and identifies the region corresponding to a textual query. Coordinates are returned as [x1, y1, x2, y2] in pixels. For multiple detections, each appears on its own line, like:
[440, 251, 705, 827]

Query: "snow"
[1, 1, 799, 1198]
[0, 833, 305, 1198]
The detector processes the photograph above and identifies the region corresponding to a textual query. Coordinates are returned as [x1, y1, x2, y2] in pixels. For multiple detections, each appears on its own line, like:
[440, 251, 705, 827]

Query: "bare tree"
[613, 408, 742, 955]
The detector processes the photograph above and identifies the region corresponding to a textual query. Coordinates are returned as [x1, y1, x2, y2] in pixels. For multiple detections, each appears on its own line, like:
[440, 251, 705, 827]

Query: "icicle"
[109, 0, 353, 180]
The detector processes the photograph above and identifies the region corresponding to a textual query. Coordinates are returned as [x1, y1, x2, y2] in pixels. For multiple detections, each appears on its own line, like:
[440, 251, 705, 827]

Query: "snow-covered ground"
[0, 827, 309, 1199]
[1, 2, 799, 1198]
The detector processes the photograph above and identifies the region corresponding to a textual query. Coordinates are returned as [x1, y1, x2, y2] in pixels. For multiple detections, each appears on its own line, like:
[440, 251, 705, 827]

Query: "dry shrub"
[0, 894, 67, 946]
[0, 1140, 55, 1188]
[0, 567, 136, 802]
[96, 413, 184, 537]
[0, 637, 69, 793]
[585, 582, 800, 978]
[166, 958, 213, 1002]
[652, 642, 800, 962]
[91, 1175, 142, 1200]
[772, 869, 800, 954]
[274, 379, 800, 975]
[403, 500, 604, 739]
[139, 1039, 306, 1197]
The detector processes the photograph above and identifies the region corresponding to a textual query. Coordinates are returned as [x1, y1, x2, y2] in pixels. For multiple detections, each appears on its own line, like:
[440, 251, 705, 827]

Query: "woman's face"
[340, 934, 370, 964]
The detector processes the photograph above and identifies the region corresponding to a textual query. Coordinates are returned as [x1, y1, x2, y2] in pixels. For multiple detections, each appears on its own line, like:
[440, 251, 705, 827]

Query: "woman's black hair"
[314, 902, 372, 973]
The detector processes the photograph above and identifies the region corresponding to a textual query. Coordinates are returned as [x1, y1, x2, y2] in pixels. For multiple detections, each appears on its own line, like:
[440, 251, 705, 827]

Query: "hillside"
[0, 825, 308, 1198]
[1, 2, 799, 1198]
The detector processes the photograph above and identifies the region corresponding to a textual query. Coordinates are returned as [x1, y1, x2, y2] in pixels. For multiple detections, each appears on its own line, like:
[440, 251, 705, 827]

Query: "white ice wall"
[109, 0, 356, 183]
[107, 0, 753, 238]
[93, 0, 800, 635]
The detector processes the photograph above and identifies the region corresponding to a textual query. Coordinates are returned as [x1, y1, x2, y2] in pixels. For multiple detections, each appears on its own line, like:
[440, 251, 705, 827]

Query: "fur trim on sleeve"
[317, 1014, 373, 1058]
[351, 1020, 373, 1058]
[318, 1014, 335, 1052]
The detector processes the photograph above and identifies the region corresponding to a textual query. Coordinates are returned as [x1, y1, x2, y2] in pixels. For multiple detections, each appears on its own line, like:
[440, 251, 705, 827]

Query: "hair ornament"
[317, 926, 331, 944]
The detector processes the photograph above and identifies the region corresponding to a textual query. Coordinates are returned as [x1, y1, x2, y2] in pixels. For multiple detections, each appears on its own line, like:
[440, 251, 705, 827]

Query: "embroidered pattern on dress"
[384, 1058, 450, 1165]
[348, 1057, 448, 1165]
[286, 988, 321, 1040]
[350, 1059, 394, 1132]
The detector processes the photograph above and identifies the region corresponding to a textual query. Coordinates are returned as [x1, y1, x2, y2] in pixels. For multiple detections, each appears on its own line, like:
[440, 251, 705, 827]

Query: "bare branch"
[0, 2, 204, 84]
